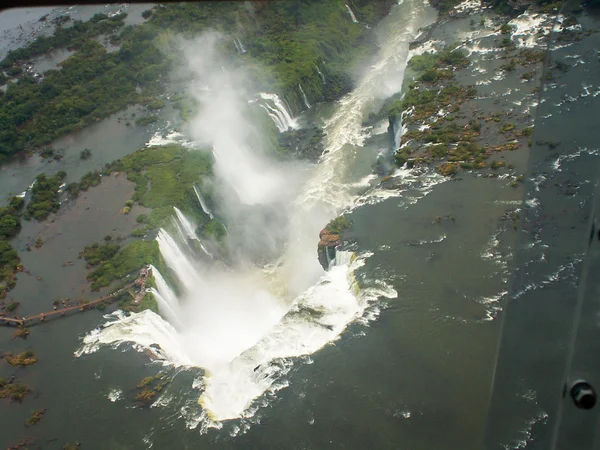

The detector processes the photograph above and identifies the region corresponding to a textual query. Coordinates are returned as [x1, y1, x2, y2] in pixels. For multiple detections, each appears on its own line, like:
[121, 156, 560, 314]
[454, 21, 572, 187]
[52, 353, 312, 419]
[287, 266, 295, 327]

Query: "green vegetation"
[34, 237, 44, 248]
[0, 378, 31, 402]
[518, 126, 534, 137]
[325, 215, 351, 234]
[501, 122, 515, 133]
[1, 13, 127, 68]
[501, 23, 515, 34]
[134, 372, 171, 406]
[502, 59, 516, 71]
[87, 240, 159, 291]
[88, 241, 157, 291]
[0, 197, 23, 239]
[436, 162, 458, 176]
[134, 115, 158, 126]
[388, 48, 470, 125]
[432, 0, 463, 13]
[24, 171, 66, 221]
[0, 197, 24, 298]
[4, 350, 37, 367]
[104, 144, 213, 232]
[65, 170, 102, 198]
[12, 327, 30, 340]
[6, 301, 19, 312]
[79, 148, 92, 160]
[137, 376, 155, 388]
[79, 242, 121, 267]
[0, 1, 391, 165]
[26, 409, 46, 426]
[385, 28, 540, 176]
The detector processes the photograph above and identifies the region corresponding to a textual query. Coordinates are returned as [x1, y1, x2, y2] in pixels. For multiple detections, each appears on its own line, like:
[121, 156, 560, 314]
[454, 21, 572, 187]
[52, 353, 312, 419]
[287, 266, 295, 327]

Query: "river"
[1, 1, 599, 449]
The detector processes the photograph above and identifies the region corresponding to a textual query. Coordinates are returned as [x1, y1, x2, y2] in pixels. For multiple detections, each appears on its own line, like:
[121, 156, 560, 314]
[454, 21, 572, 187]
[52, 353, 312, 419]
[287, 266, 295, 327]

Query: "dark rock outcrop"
[317, 228, 340, 270]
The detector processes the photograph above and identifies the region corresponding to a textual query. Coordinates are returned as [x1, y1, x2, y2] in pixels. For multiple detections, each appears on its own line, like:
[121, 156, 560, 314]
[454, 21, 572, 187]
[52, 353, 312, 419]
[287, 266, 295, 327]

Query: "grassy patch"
[325, 215, 351, 234]
[0, 378, 31, 402]
[26, 409, 46, 426]
[4, 351, 37, 367]
[87, 240, 159, 291]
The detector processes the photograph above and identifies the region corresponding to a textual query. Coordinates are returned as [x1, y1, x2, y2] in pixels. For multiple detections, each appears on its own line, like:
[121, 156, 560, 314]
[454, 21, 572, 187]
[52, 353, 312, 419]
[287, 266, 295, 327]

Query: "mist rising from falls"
[78, 1, 431, 427]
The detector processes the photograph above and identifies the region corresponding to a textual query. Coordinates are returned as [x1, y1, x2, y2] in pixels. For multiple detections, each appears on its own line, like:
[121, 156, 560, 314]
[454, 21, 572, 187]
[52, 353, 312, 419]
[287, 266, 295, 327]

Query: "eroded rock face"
[317, 228, 340, 270]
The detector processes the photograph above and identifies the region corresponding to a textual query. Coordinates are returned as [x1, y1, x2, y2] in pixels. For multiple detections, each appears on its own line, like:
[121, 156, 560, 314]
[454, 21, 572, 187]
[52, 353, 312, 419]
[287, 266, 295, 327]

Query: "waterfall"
[149, 265, 179, 310]
[149, 288, 184, 330]
[156, 229, 200, 293]
[325, 246, 333, 269]
[173, 207, 213, 259]
[299, 84, 311, 109]
[194, 186, 214, 219]
[345, 4, 358, 23]
[393, 107, 413, 150]
[258, 93, 299, 133]
[232, 35, 247, 54]
[78, 4, 431, 426]
[315, 65, 326, 84]
[174, 207, 197, 240]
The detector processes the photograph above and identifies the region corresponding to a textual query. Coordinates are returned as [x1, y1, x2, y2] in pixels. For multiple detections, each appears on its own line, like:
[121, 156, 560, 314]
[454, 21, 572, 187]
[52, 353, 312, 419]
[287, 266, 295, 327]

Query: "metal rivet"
[570, 380, 597, 410]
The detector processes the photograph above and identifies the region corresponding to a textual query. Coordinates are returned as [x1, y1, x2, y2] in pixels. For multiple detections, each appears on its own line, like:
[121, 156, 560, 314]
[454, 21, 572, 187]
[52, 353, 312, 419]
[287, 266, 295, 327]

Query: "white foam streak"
[299, 84, 311, 109]
[345, 4, 358, 23]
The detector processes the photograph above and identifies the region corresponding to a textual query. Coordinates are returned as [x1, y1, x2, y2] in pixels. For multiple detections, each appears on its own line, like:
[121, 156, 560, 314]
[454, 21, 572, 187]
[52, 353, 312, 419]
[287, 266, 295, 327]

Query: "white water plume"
[77, 1, 432, 428]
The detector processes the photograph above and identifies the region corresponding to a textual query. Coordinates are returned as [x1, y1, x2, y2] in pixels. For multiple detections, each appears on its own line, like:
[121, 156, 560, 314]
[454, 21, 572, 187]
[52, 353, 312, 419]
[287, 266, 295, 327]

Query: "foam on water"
[508, 10, 553, 49]
[108, 388, 123, 402]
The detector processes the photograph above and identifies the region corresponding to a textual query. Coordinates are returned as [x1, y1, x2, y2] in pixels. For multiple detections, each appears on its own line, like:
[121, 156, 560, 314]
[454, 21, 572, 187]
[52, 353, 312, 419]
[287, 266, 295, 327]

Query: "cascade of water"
[258, 93, 299, 132]
[315, 64, 326, 84]
[149, 288, 185, 330]
[156, 229, 200, 293]
[80, 2, 430, 426]
[232, 35, 247, 54]
[149, 265, 179, 311]
[345, 4, 358, 23]
[194, 186, 214, 219]
[174, 207, 197, 239]
[173, 207, 214, 259]
[299, 84, 311, 109]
